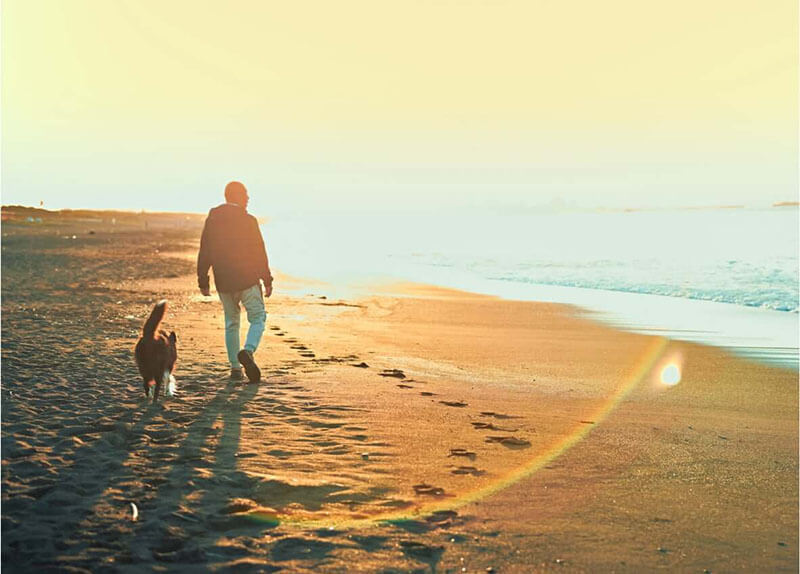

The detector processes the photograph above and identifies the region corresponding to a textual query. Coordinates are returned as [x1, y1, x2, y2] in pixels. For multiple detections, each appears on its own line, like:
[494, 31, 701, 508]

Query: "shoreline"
[2, 210, 797, 571]
[274, 271, 800, 371]
[260, 208, 798, 370]
[405, 277, 800, 371]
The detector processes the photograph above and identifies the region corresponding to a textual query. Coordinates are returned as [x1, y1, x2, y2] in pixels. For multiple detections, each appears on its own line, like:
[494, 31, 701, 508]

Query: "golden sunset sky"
[2, 1, 797, 213]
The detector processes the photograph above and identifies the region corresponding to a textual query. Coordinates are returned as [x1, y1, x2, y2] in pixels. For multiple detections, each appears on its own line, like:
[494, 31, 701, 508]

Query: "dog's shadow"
[5, 365, 394, 569]
[1, 372, 261, 568]
[128, 375, 267, 559]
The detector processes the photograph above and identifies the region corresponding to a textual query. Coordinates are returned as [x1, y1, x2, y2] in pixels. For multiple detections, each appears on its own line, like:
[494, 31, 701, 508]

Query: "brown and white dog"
[135, 300, 177, 403]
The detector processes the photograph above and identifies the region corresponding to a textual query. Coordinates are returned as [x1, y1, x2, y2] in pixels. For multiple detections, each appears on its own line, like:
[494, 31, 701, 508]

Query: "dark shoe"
[237, 349, 261, 383]
[230, 368, 244, 381]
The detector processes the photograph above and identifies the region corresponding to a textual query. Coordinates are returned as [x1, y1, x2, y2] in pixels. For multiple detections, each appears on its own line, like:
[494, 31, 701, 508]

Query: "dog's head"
[154, 329, 178, 366]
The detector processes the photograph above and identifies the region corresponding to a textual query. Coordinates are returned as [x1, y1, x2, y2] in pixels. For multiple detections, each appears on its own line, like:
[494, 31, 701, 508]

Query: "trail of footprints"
[378, 367, 534, 498]
[270, 323, 534, 508]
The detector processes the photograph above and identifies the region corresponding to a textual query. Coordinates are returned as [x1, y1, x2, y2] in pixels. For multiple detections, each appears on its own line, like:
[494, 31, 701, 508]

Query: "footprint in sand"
[471, 421, 518, 432]
[350, 362, 369, 368]
[420, 391, 437, 397]
[269, 326, 281, 331]
[300, 352, 316, 358]
[399, 540, 445, 565]
[270, 537, 338, 562]
[413, 483, 446, 497]
[379, 369, 405, 379]
[485, 436, 531, 449]
[480, 411, 520, 420]
[448, 448, 477, 460]
[451, 466, 486, 476]
[224, 498, 263, 514]
[426, 509, 459, 524]
[439, 400, 468, 408]
[397, 384, 414, 389]
[291, 344, 308, 350]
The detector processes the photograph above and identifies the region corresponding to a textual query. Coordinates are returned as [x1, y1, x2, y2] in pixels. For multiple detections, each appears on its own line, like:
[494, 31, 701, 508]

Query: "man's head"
[224, 181, 249, 208]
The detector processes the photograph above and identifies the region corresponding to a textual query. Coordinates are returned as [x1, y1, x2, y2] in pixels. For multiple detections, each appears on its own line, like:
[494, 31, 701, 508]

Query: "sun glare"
[660, 363, 681, 386]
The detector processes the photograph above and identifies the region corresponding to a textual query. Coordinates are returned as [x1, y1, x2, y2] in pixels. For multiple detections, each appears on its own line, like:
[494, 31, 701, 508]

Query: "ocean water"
[264, 208, 799, 368]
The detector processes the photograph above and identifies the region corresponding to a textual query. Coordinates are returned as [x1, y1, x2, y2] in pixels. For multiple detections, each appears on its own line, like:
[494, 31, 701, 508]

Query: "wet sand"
[2, 208, 797, 572]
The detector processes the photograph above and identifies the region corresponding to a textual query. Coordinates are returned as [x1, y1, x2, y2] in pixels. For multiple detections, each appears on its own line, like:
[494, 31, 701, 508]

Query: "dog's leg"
[144, 378, 153, 400]
[163, 370, 176, 397]
[152, 379, 162, 404]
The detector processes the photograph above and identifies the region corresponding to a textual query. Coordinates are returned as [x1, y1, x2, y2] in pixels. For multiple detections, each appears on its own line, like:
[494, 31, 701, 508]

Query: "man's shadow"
[131, 376, 267, 562]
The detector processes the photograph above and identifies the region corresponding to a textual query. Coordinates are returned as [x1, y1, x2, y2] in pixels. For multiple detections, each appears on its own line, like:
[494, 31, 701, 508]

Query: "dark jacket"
[197, 203, 272, 293]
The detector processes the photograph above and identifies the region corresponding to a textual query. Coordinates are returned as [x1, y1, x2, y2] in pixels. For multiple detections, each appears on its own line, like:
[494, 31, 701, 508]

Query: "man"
[197, 181, 273, 383]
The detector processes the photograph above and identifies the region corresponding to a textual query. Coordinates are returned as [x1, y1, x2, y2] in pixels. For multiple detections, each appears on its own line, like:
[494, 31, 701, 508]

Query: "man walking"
[197, 181, 273, 383]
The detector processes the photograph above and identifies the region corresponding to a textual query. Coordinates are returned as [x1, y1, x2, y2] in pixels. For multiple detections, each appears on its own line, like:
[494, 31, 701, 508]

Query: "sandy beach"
[2, 208, 797, 573]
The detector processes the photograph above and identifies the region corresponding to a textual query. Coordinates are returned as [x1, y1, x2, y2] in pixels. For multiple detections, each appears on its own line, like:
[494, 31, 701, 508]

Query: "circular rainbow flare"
[653, 350, 684, 388]
[660, 363, 681, 385]
[246, 336, 671, 530]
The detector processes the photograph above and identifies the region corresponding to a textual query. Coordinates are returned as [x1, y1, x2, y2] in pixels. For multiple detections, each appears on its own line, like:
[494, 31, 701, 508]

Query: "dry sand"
[2, 208, 797, 572]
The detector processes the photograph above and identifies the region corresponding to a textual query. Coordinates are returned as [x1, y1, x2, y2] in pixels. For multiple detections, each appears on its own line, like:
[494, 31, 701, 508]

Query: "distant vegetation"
[1, 205, 206, 229]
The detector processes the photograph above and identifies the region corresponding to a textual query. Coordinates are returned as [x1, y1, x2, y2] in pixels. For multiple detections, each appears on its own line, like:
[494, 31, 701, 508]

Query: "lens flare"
[243, 337, 671, 530]
[660, 363, 681, 385]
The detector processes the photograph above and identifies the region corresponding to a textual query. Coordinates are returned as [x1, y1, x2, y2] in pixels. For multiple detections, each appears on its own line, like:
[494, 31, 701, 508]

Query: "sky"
[2, 0, 797, 216]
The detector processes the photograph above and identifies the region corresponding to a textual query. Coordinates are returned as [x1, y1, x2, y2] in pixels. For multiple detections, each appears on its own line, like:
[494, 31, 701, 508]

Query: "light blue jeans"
[218, 284, 267, 368]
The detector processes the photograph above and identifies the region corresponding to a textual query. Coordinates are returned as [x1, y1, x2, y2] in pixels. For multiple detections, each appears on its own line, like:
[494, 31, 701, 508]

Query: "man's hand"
[264, 281, 273, 298]
[200, 286, 211, 297]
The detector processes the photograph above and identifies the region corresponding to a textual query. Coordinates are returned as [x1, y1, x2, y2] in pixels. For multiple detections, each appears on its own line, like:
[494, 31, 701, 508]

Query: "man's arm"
[197, 217, 212, 295]
[251, 217, 273, 297]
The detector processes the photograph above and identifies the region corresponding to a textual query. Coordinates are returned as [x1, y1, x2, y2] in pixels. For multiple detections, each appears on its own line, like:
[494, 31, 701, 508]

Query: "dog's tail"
[143, 300, 167, 338]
